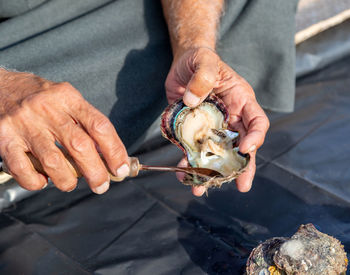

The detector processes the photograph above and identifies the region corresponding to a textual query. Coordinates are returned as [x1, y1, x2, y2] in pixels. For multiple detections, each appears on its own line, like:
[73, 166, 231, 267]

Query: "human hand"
[165, 48, 270, 196]
[0, 69, 129, 194]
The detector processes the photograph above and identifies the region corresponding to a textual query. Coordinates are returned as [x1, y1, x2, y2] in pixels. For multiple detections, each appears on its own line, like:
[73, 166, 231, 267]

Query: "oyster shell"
[246, 237, 288, 275]
[246, 224, 348, 275]
[161, 94, 249, 188]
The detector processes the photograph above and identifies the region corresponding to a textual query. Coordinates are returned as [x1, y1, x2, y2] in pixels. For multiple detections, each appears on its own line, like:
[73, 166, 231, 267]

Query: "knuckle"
[55, 82, 75, 93]
[245, 98, 258, 109]
[1, 140, 17, 155]
[239, 83, 254, 95]
[109, 144, 127, 160]
[197, 47, 212, 56]
[91, 116, 112, 134]
[246, 84, 255, 95]
[197, 72, 215, 87]
[70, 135, 94, 153]
[54, 116, 72, 130]
[21, 93, 48, 113]
[0, 117, 11, 137]
[53, 82, 81, 99]
[9, 104, 31, 121]
[232, 78, 254, 96]
[197, 47, 206, 55]
[7, 159, 31, 178]
[256, 113, 270, 132]
[41, 151, 62, 169]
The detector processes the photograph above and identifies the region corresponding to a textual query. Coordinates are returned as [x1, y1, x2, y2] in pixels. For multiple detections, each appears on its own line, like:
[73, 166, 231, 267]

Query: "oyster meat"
[246, 223, 348, 275]
[161, 94, 249, 188]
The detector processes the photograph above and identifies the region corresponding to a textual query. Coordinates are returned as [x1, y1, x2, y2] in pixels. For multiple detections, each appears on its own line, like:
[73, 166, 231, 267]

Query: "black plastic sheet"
[1, 56, 350, 274]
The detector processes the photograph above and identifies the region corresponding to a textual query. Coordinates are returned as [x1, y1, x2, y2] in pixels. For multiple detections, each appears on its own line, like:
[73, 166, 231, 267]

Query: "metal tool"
[136, 161, 222, 178]
[0, 153, 222, 182]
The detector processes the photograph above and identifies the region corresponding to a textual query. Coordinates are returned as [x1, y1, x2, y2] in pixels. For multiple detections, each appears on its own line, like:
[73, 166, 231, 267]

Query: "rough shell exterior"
[246, 237, 288, 275]
[274, 224, 348, 275]
[246, 223, 348, 275]
[160, 94, 249, 189]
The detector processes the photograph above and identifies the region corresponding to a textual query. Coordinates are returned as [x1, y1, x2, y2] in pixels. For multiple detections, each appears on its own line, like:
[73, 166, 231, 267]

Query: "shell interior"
[174, 103, 246, 178]
[161, 95, 249, 188]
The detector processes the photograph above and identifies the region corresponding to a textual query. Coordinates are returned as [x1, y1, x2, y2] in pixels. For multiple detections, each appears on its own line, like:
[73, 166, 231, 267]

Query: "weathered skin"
[0, 70, 129, 194]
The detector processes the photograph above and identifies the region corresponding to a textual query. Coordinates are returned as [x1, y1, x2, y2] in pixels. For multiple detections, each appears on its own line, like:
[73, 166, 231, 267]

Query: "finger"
[28, 133, 77, 192]
[228, 120, 247, 140]
[192, 185, 207, 197]
[183, 51, 219, 107]
[55, 121, 110, 194]
[1, 143, 47, 191]
[176, 157, 187, 182]
[239, 101, 270, 154]
[235, 151, 256, 192]
[228, 114, 242, 129]
[177, 157, 207, 197]
[72, 101, 130, 179]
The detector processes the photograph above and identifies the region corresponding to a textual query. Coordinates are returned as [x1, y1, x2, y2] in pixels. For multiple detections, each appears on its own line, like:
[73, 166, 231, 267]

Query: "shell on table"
[246, 223, 348, 275]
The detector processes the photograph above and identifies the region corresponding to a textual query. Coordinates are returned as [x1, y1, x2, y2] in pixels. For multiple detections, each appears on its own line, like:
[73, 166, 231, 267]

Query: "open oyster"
[246, 224, 348, 275]
[161, 94, 249, 188]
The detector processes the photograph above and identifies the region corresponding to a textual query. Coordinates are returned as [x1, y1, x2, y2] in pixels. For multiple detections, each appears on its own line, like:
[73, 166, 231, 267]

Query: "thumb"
[183, 53, 219, 107]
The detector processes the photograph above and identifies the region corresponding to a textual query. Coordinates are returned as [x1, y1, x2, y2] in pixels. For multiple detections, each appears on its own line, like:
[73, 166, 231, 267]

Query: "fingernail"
[193, 186, 207, 197]
[199, 188, 206, 196]
[248, 145, 256, 153]
[41, 183, 48, 189]
[184, 90, 201, 107]
[116, 164, 130, 178]
[92, 181, 110, 195]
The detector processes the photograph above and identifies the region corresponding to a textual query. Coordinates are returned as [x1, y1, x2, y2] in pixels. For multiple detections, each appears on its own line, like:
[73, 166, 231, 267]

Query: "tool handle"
[2, 150, 140, 182]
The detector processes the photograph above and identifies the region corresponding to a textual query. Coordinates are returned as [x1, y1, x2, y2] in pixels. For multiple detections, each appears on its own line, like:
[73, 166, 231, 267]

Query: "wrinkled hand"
[0, 69, 129, 194]
[165, 48, 269, 196]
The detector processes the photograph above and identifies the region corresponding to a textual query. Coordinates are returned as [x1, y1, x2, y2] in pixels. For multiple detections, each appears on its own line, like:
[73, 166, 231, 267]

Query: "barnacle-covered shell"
[161, 94, 249, 188]
[246, 238, 288, 275]
[246, 223, 348, 275]
[274, 224, 348, 274]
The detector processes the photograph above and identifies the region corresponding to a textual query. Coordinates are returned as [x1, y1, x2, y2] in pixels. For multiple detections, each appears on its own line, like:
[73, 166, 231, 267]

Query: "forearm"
[161, 0, 224, 60]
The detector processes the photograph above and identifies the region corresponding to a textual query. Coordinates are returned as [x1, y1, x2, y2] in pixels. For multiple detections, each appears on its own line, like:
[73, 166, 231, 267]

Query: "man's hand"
[165, 48, 270, 196]
[161, 0, 269, 196]
[0, 69, 130, 194]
